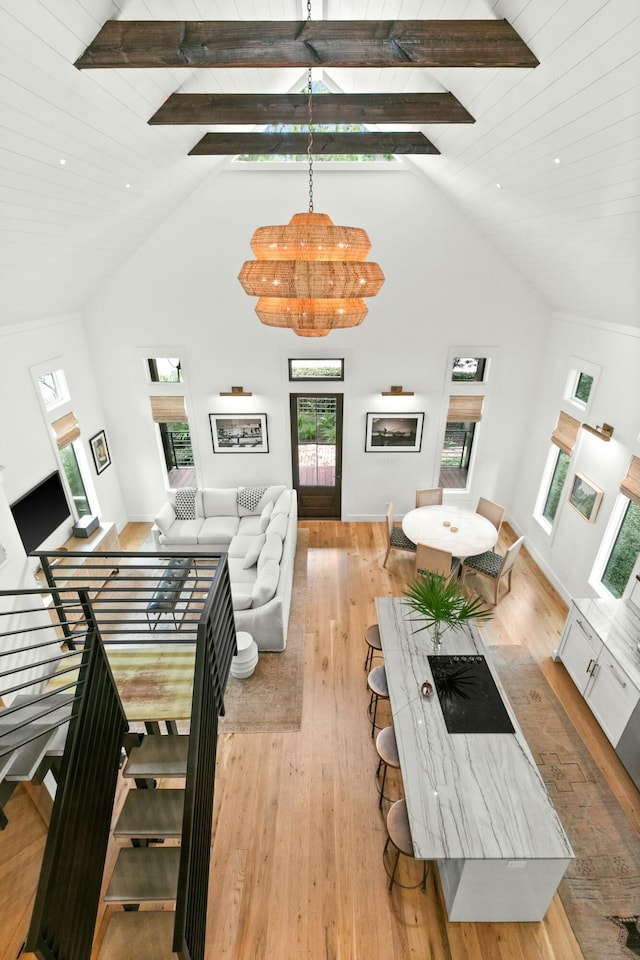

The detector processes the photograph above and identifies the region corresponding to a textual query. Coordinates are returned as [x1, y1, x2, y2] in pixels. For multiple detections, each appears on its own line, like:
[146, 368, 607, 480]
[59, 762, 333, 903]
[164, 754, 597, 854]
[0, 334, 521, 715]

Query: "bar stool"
[367, 665, 389, 738]
[364, 623, 382, 674]
[383, 799, 428, 893]
[375, 725, 401, 808]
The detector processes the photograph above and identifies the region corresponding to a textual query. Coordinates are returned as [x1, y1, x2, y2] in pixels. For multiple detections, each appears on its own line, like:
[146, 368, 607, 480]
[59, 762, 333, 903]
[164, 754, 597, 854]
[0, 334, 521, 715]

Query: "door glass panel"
[297, 397, 337, 487]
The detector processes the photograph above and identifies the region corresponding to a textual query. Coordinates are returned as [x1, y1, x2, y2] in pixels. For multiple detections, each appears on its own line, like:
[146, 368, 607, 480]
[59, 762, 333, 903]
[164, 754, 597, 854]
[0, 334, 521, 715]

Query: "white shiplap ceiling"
[1, 0, 638, 331]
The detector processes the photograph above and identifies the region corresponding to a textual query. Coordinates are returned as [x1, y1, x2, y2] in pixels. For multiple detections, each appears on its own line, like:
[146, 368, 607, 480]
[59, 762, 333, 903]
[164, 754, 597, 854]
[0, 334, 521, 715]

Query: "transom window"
[289, 358, 344, 381]
[148, 358, 182, 383]
[451, 357, 487, 382]
[38, 369, 69, 410]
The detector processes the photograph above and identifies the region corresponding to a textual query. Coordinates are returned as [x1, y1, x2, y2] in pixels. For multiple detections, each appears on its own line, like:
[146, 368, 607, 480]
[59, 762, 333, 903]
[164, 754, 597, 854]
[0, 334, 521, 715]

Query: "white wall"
[81, 162, 552, 522]
[511, 313, 640, 601]
[0, 313, 128, 575]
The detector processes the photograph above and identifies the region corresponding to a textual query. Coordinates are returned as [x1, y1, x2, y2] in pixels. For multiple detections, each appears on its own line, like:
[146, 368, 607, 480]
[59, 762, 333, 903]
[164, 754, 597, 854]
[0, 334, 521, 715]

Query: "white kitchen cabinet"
[557, 607, 602, 695]
[558, 601, 640, 749]
[587, 650, 639, 745]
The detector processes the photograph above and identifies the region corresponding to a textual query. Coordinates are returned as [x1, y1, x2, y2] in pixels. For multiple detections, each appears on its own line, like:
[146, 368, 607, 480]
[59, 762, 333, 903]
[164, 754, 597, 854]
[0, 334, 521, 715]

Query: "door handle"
[586, 658, 595, 675]
[608, 662, 627, 688]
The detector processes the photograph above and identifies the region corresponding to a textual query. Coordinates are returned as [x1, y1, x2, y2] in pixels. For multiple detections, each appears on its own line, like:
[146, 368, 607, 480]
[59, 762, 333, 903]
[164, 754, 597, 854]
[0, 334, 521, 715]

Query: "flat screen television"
[10, 471, 72, 555]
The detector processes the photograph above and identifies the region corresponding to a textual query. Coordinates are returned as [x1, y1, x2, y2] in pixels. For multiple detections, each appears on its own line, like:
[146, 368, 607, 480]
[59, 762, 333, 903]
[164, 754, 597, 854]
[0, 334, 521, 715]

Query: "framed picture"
[89, 429, 111, 474]
[568, 472, 603, 522]
[210, 413, 269, 454]
[365, 412, 425, 453]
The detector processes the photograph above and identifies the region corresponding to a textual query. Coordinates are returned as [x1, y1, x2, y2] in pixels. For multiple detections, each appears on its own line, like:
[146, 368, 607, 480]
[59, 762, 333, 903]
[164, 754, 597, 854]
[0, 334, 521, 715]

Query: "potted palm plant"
[402, 570, 493, 649]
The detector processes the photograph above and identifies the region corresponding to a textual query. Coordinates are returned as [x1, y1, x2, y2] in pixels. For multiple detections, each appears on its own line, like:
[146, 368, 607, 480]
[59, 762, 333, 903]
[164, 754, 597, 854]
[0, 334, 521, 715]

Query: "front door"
[290, 394, 343, 519]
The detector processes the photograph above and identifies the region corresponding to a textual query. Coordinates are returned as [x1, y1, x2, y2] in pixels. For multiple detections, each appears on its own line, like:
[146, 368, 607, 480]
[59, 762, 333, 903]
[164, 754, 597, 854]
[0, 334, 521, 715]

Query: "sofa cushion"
[237, 515, 263, 536]
[272, 489, 292, 516]
[258, 500, 273, 532]
[242, 534, 267, 569]
[257, 533, 283, 574]
[160, 519, 201, 545]
[231, 589, 253, 611]
[174, 487, 197, 520]
[237, 484, 287, 516]
[197, 516, 239, 544]
[251, 558, 280, 607]
[228, 557, 259, 584]
[155, 501, 176, 536]
[201, 488, 239, 518]
[267, 513, 288, 540]
[228, 534, 262, 559]
[237, 485, 268, 512]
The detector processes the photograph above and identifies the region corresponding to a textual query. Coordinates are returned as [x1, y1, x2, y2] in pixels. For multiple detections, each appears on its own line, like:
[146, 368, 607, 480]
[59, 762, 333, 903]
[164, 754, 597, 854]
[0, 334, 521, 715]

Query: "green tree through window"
[542, 450, 570, 524]
[601, 501, 640, 597]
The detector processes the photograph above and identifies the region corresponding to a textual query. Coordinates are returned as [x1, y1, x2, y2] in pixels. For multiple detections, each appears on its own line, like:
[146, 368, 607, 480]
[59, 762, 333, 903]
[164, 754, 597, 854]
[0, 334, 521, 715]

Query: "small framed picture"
[210, 413, 269, 454]
[365, 412, 424, 453]
[568, 472, 603, 522]
[89, 429, 111, 474]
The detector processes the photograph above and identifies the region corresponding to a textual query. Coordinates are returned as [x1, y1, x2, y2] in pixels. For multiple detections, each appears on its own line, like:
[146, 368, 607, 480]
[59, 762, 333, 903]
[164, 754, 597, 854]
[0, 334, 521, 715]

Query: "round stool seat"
[383, 799, 428, 893]
[367, 665, 388, 698]
[376, 726, 399, 769]
[386, 799, 413, 855]
[231, 631, 259, 679]
[364, 623, 383, 673]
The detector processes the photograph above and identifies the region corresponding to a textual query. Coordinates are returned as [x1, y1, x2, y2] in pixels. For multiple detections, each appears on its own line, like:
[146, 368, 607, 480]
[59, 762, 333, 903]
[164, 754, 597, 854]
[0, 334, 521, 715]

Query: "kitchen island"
[376, 597, 573, 922]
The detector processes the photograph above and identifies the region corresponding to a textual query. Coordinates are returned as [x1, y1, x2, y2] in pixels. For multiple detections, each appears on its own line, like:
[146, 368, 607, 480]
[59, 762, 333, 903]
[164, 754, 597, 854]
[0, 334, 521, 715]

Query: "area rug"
[218, 528, 308, 735]
[492, 645, 640, 960]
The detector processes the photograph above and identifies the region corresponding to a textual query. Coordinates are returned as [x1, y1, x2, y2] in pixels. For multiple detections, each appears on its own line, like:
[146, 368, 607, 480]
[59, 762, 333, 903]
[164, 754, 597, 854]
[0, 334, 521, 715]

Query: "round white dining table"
[401, 505, 498, 559]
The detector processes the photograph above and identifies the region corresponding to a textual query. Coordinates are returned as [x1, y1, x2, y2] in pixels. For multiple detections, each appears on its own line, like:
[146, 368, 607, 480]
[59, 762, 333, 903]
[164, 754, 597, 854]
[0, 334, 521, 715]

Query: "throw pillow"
[237, 485, 268, 512]
[174, 487, 197, 520]
[272, 489, 292, 516]
[155, 501, 176, 536]
[241, 534, 266, 569]
[258, 499, 274, 533]
[267, 512, 288, 540]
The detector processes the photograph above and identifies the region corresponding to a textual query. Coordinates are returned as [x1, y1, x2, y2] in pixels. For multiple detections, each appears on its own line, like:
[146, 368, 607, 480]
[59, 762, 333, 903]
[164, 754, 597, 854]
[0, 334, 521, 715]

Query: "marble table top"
[376, 597, 573, 862]
[401, 505, 498, 559]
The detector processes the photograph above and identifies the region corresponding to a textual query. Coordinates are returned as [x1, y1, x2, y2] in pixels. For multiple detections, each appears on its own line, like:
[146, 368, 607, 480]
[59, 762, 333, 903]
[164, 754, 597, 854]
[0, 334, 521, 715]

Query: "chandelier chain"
[306, 0, 314, 213]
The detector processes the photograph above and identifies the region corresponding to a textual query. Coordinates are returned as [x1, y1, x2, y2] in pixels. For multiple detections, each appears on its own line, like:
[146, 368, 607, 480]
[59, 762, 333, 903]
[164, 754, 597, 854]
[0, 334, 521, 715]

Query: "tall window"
[601, 501, 640, 598]
[599, 457, 640, 597]
[149, 396, 194, 487]
[51, 411, 92, 517]
[439, 396, 483, 489]
[535, 410, 580, 531]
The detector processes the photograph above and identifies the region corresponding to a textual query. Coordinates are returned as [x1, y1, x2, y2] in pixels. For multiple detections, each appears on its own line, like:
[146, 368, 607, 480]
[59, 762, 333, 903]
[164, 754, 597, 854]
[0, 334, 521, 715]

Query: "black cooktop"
[427, 654, 515, 735]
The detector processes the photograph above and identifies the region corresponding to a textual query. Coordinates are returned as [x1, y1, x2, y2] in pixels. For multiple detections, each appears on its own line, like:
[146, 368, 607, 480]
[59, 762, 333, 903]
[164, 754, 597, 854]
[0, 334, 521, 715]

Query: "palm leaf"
[402, 571, 493, 634]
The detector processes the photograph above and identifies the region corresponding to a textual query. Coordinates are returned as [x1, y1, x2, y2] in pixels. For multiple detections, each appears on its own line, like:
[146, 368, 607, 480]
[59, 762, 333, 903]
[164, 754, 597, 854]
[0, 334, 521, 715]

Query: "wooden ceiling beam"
[75, 20, 539, 70]
[149, 92, 474, 125]
[188, 131, 439, 156]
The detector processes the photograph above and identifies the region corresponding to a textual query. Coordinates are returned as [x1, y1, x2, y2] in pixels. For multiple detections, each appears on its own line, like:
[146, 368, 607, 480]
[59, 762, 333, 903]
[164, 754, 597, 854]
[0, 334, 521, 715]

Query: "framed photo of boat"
[365, 413, 424, 453]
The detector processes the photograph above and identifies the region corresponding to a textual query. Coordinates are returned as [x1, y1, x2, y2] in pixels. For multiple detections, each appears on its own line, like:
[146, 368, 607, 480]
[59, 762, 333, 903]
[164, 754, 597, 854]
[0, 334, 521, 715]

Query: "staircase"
[0, 547, 237, 960]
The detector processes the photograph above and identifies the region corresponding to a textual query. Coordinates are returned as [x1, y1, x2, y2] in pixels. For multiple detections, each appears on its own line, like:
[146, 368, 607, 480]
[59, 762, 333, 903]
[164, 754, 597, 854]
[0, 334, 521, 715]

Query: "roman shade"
[620, 456, 640, 505]
[51, 411, 80, 449]
[149, 396, 187, 423]
[550, 411, 580, 456]
[446, 395, 483, 423]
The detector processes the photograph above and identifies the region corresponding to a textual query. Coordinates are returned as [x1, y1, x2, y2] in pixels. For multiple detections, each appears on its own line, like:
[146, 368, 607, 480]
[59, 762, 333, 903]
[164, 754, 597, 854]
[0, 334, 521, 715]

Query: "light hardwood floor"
[3, 520, 640, 960]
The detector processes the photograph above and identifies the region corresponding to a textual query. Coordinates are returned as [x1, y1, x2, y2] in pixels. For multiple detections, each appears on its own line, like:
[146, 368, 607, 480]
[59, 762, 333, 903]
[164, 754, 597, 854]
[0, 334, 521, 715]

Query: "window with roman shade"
[550, 411, 580, 456]
[149, 396, 187, 423]
[446, 395, 484, 423]
[51, 411, 80, 449]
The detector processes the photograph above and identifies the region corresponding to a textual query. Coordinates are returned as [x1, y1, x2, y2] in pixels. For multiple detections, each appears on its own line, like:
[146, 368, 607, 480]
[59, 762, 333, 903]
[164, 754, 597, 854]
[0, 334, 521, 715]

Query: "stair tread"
[1, 728, 58, 780]
[97, 910, 177, 960]
[105, 846, 180, 903]
[123, 735, 189, 779]
[114, 788, 185, 838]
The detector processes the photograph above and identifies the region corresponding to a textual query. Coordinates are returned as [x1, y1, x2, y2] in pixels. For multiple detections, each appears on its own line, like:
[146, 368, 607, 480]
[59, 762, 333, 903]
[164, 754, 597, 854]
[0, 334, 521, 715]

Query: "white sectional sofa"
[151, 485, 298, 652]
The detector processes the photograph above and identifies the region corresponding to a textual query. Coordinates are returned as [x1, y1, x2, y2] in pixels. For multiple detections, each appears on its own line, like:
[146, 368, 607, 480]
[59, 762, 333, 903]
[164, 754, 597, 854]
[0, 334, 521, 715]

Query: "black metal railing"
[25, 590, 127, 960]
[174, 557, 236, 960]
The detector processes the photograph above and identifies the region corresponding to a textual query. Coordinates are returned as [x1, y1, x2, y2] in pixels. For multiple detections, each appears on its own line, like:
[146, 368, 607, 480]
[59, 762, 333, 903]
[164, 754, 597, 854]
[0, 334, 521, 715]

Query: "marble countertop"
[376, 597, 573, 862]
[571, 597, 640, 687]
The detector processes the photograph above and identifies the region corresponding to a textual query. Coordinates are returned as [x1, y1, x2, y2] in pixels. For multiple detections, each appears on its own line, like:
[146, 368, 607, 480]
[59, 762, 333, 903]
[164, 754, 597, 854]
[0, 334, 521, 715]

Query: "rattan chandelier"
[238, 5, 384, 337]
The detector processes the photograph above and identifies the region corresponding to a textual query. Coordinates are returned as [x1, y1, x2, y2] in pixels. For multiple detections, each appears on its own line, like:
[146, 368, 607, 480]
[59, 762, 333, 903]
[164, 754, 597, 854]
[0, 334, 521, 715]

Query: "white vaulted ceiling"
[1, 0, 638, 331]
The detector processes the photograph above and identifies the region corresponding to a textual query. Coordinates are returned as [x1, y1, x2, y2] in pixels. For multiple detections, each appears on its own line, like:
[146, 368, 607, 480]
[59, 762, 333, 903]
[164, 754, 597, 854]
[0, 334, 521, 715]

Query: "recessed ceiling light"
[125, 183, 131, 189]
[59, 158, 67, 166]
[496, 182, 502, 189]
[554, 157, 561, 164]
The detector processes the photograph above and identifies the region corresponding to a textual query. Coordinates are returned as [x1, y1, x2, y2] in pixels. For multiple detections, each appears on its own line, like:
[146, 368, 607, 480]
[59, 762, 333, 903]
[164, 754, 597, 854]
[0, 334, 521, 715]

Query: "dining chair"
[382, 501, 417, 567]
[460, 535, 525, 605]
[415, 544, 459, 580]
[476, 497, 507, 544]
[415, 487, 443, 508]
